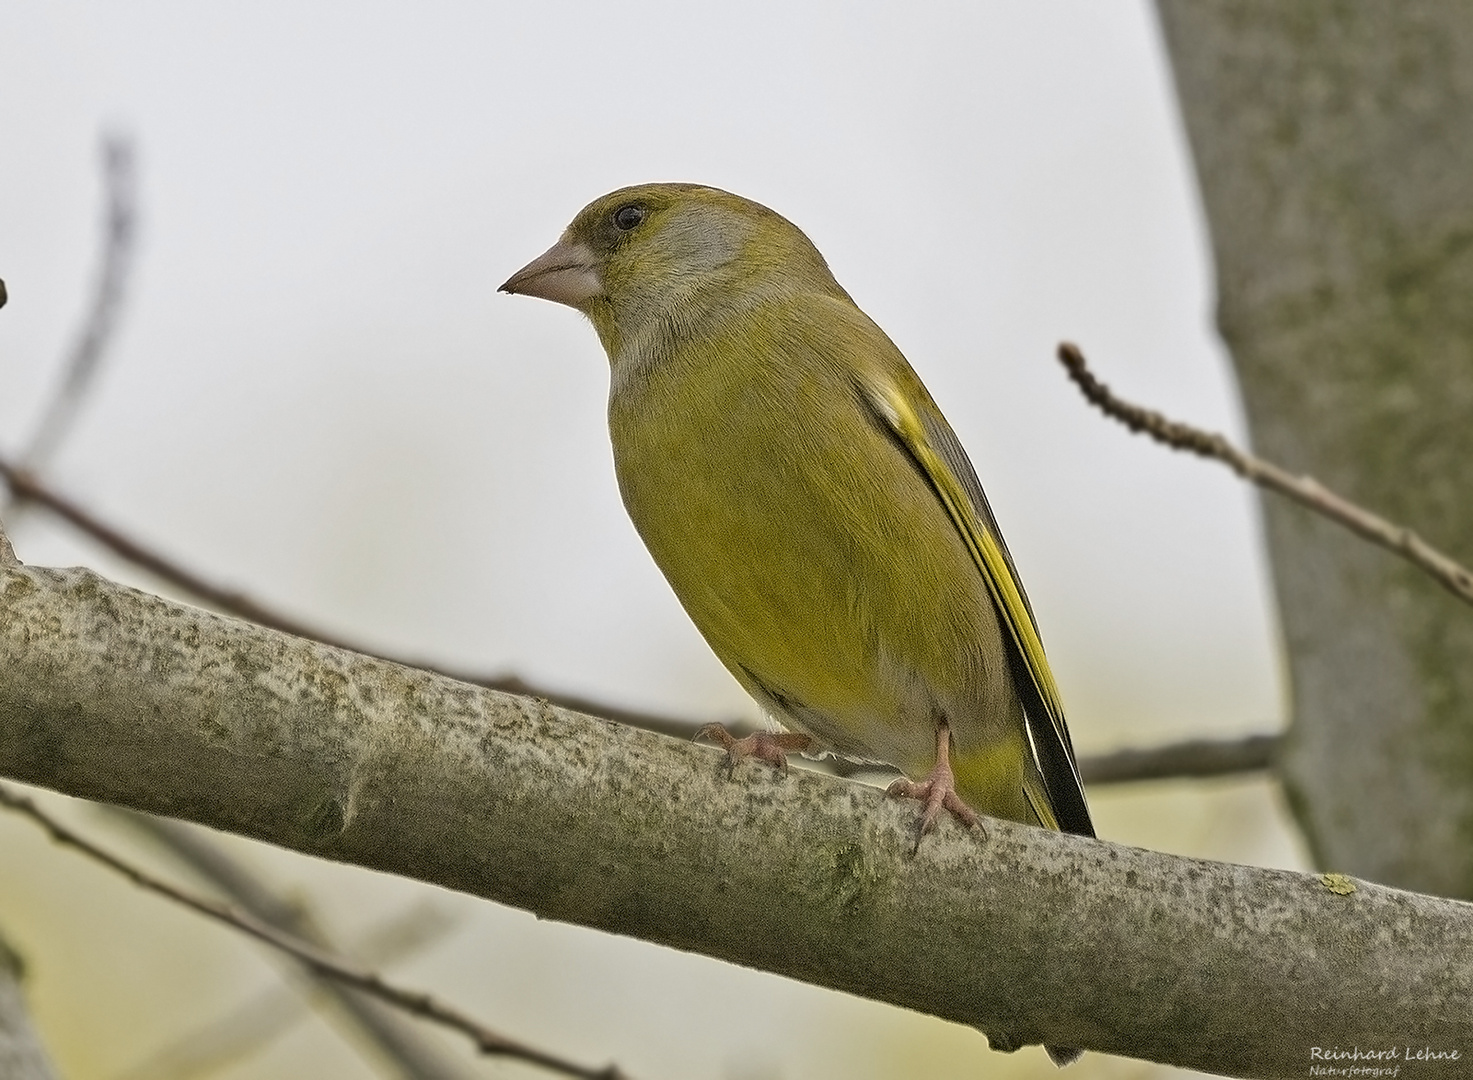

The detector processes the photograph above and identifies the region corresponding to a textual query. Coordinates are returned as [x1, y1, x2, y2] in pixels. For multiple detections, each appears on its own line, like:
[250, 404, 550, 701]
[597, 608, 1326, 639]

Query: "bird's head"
[501, 183, 844, 359]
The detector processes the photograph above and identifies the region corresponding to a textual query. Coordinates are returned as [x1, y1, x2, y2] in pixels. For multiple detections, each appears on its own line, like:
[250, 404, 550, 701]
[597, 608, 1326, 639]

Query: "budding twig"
[1057, 342, 1473, 608]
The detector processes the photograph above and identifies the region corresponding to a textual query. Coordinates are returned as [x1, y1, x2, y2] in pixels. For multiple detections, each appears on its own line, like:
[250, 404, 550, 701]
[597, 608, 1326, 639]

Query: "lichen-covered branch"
[1, 559, 1468, 1076]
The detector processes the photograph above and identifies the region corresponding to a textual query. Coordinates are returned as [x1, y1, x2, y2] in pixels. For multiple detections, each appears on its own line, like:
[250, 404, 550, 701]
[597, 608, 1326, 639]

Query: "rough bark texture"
[1, 561, 1470, 1077]
[1155, 1, 1473, 896]
[0, 933, 61, 1080]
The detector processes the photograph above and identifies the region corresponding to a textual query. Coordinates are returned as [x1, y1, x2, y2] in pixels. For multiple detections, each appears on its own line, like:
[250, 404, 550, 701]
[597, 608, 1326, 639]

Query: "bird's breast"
[607, 332, 1015, 770]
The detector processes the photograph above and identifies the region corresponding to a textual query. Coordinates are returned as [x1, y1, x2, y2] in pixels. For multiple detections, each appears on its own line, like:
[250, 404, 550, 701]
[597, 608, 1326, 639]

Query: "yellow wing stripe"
[868, 380, 1066, 728]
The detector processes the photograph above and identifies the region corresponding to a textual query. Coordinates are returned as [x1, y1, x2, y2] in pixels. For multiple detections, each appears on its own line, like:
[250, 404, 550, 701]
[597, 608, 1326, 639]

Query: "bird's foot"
[694, 724, 813, 772]
[886, 768, 981, 835]
[885, 724, 981, 850]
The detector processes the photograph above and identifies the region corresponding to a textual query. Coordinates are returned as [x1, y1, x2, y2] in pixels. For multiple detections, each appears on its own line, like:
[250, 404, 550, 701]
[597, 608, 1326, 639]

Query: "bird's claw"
[886, 724, 982, 851]
[887, 774, 981, 832]
[694, 723, 812, 773]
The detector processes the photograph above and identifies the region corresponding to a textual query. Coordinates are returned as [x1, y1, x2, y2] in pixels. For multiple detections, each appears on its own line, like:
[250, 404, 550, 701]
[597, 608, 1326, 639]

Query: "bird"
[502, 185, 1092, 1058]
[501, 181, 1092, 835]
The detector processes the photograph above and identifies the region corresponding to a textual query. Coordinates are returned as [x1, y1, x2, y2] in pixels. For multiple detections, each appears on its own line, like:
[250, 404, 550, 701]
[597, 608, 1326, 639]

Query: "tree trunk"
[1155, 1, 1473, 896]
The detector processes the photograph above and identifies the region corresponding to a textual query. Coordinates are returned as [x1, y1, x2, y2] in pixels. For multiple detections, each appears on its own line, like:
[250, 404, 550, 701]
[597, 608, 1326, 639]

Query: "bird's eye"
[612, 204, 646, 231]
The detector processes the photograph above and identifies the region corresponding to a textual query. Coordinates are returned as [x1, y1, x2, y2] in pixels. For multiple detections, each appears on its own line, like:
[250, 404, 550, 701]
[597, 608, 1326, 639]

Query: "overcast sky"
[1, 5, 1293, 1078]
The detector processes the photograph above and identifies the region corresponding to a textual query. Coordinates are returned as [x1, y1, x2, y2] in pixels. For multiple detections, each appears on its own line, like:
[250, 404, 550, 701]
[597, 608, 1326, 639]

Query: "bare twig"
[114, 810, 480, 1080]
[0, 451, 745, 732]
[0, 785, 631, 1080]
[1057, 342, 1473, 608]
[20, 134, 138, 472]
[0, 454, 353, 645]
[107, 898, 462, 1080]
[1077, 734, 1277, 785]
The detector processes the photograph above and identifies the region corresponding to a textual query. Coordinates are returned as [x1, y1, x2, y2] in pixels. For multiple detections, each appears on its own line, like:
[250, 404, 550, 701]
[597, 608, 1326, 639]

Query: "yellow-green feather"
[556, 183, 1090, 836]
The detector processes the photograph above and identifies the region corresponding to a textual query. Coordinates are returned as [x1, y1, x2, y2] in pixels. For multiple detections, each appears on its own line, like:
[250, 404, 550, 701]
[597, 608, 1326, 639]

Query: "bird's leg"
[694, 724, 813, 772]
[886, 722, 981, 845]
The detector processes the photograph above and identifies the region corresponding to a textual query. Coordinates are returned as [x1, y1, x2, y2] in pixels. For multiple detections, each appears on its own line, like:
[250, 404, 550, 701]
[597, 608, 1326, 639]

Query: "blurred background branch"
[0, 787, 631, 1080]
[2, 134, 136, 520]
[107, 897, 460, 1080]
[0, 930, 61, 1080]
[1075, 733, 1275, 785]
[108, 810, 479, 1080]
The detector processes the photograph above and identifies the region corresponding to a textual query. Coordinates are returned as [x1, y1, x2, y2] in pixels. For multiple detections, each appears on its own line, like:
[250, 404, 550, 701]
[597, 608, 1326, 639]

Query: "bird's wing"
[857, 369, 1095, 837]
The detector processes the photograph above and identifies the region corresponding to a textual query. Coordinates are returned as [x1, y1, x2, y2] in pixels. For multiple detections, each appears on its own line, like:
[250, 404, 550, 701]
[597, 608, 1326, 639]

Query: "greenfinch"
[501, 182, 1093, 846]
[504, 183, 1092, 1065]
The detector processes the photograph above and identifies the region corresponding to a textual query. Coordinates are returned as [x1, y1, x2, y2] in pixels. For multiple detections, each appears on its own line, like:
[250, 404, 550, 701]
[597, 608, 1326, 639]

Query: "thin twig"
[0, 454, 354, 646]
[113, 810, 480, 1080]
[106, 898, 461, 1080]
[0, 785, 631, 1080]
[1057, 342, 1473, 608]
[21, 134, 138, 471]
[0, 451, 730, 735]
[1077, 734, 1277, 785]
[0, 454, 693, 714]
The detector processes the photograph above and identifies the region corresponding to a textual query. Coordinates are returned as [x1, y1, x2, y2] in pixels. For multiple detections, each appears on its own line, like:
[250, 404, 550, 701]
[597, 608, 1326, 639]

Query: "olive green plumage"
[502, 182, 1093, 840]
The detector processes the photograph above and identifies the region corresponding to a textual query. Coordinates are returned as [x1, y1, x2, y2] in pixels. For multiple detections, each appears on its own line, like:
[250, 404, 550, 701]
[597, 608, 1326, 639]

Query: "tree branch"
[1076, 733, 1277, 785]
[18, 133, 138, 473]
[1057, 341, 1473, 608]
[0, 786, 628, 1080]
[1, 557, 1468, 1077]
[0, 458, 1274, 787]
[0, 452, 733, 737]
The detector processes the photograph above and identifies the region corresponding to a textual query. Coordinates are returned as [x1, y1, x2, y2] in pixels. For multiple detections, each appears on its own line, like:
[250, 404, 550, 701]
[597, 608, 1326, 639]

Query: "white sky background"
[0, 3, 1298, 1078]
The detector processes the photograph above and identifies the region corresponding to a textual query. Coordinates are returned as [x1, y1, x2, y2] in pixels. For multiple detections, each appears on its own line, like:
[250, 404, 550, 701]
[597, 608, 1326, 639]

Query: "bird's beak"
[499, 238, 603, 308]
